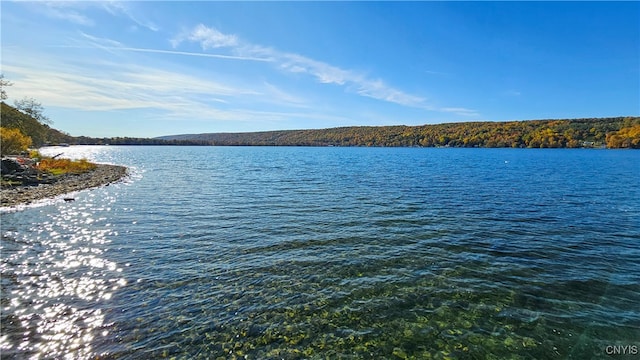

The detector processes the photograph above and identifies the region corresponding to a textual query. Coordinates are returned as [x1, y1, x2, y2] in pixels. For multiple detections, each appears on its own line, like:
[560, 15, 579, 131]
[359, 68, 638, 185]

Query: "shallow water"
[1, 146, 639, 359]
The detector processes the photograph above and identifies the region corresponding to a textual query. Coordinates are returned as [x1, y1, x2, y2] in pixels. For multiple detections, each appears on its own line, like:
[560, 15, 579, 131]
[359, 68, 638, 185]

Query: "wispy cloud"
[38, 2, 95, 26]
[172, 25, 482, 117]
[79, 32, 124, 47]
[29, 1, 159, 31]
[1, 45, 326, 127]
[3, 61, 257, 111]
[111, 47, 272, 62]
[2, 13, 479, 136]
[277, 53, 351, 86]
[262, 82, 308, 107]
[172, 24, 435, 110]
[70, 32, 268, 62]
[102, 1, 159, 31]
[440, 107, 479, 117]
[355, 79, 429, 108]
[172, 24, 238, 49]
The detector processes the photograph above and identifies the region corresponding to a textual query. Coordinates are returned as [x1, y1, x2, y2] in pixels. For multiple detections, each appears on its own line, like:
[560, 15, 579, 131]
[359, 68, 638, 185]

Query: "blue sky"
[1, 1, 638, 138]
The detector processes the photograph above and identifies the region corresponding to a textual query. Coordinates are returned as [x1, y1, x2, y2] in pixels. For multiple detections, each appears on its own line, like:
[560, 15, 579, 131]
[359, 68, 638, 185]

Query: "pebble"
[0, 164, 127, 207]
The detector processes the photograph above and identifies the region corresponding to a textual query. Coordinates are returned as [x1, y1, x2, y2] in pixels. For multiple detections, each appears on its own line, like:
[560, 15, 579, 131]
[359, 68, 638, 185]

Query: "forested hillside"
[158, 117, 640, 149]
[2, 100, 638, 149]
[1, 102, 74, 147]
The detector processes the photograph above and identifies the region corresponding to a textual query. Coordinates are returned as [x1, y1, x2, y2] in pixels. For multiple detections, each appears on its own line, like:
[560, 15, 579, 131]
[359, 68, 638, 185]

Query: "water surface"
[2, 146, 639, 359]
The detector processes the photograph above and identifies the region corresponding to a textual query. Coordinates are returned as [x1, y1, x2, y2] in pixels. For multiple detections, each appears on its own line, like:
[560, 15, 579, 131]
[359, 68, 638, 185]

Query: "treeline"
[159, 117, 640, 149]
[2, 99, 638, 150]
[71, 136, 209, 146]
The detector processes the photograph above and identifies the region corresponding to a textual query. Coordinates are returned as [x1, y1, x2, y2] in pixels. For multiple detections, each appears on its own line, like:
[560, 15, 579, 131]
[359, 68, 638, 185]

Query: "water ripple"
[1, 193, 126, 359]
[2, 146, 639, 359]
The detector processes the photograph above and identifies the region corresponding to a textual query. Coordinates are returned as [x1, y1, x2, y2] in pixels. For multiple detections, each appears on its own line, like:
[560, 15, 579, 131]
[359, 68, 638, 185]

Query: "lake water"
[1, 146, 639, 359]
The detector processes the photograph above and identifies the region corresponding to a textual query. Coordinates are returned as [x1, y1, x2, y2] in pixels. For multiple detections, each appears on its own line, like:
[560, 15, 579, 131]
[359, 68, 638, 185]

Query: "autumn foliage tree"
[1, 127, 32, 156]
[606, 123, 640, 149]
[1, 103, 50, 146]
[160, 117, 635, 148]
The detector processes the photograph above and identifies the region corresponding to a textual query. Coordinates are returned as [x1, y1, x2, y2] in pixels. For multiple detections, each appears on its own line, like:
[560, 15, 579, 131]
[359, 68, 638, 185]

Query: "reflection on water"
[1, 193, 126, 359]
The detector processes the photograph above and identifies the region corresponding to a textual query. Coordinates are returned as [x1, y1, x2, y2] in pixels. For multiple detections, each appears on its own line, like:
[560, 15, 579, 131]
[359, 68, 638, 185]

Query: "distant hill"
[157, 117, 640, 148]
[2, 104, 637, 149]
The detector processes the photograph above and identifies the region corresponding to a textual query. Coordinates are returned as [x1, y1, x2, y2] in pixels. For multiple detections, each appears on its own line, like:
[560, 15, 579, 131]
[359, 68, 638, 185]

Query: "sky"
[1, 1, 639, 138]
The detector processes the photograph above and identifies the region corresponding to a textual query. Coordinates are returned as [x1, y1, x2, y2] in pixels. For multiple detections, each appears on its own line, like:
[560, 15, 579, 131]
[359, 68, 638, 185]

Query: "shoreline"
[0, 164, 127, 207]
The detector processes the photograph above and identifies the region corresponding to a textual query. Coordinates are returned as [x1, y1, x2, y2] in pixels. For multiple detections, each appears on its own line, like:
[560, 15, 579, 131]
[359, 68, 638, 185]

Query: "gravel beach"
[0, 164, 127, 207]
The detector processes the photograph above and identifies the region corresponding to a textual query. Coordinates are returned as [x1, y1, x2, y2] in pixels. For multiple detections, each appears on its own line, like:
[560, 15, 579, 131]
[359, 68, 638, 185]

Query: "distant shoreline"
[0, 164, 127, 207]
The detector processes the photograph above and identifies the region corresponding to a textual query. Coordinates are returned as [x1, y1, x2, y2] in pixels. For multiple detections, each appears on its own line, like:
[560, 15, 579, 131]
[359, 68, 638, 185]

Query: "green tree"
[1, 127, 32, 155]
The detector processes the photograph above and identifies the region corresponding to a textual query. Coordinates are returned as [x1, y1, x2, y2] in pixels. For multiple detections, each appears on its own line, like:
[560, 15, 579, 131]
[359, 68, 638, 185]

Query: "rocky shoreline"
[0, 164, 127, 207]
